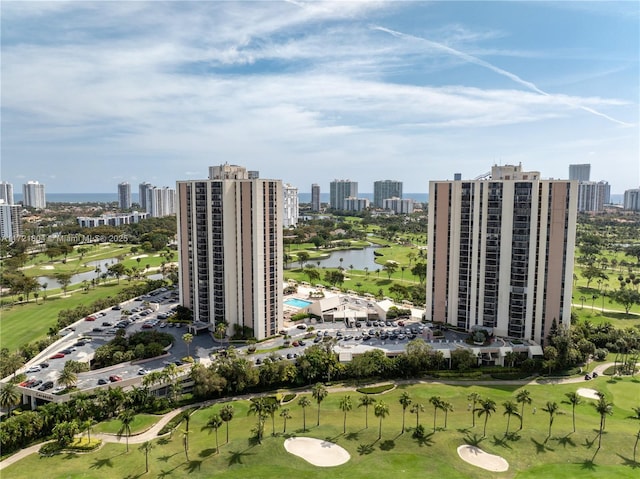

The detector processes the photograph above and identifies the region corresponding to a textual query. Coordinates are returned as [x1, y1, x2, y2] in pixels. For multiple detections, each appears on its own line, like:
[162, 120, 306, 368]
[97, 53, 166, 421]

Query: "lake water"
[37, 258, 119, 289]
[292, 246, 386, 271]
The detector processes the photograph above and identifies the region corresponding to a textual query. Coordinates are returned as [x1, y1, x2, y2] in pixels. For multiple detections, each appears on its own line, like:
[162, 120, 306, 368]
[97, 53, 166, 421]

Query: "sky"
[1, 1, 638, 194]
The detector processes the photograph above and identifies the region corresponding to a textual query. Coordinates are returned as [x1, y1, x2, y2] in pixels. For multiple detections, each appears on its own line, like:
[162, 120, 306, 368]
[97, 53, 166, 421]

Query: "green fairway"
[93, 414, 162, 435]
[4, 378, 638, 478]
[0, 282, 139, 352]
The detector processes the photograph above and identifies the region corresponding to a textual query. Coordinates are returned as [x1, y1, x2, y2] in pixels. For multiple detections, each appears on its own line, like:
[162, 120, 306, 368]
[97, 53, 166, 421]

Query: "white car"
[137, 368, 150, 375]
[25, 366, 41, 373]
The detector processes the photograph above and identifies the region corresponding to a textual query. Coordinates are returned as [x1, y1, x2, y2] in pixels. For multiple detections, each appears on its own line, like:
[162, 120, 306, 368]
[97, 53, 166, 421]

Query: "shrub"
[281, 393, 296, 403]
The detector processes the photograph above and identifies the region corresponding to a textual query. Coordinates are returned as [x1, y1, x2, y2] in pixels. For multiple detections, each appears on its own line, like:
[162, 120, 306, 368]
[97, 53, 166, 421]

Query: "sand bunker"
[457, 445, 509, 472]
[284, 437, 350, 467]
[577, 388, 601, 400]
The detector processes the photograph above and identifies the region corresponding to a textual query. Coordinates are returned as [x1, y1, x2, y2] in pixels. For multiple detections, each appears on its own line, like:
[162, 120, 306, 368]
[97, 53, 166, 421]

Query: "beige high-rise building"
[426, 163, 578, 344]
[177, 164, 283, 340]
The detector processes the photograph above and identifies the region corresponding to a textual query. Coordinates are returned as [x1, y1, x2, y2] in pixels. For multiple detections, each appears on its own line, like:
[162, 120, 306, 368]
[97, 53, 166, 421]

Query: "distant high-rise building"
[329, 180, 358, 210]
[283, 183, 299, 228]
[427, 163, 577, 344]
[139, 182, 152, 211]
[177, 164, 283, 340]
[344, 197, 370, 212]
[0, 201, 22, 240]
[623, 187, 640, 211]
[569, 164, 591, 182]
[22, 181, 46, 209]
[77, 211, 148, 228]
[577, 181, 610, 212]
[118, 182, 132, 210]
[0, 182, 14, 205]
[148, 186, 176, 218]
[383, 197, 414, 214]
[311, 184, 321, 212]
[373, 180, 403, 208]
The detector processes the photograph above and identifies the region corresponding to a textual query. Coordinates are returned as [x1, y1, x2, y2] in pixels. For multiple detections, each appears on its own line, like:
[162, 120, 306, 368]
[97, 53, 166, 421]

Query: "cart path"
[0, 362, 616, 470]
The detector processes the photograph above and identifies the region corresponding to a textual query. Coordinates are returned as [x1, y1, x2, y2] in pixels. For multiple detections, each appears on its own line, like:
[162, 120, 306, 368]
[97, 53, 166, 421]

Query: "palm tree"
[118, 409, 136, 452]
[467, 392, 481, 428]
[374, 401, 390, 440]
[206, 414, 223, 454]
[182, 333, 193, 360]
[476, 398, 497, 438]
[57, 369, 77, 390]
[593, 393, 614, 453]
[298, 396, 311, 432]
[429, 396, 442, 432]
[83, 418, 96, 444]
[410, 403, 425, 429]
[266, 400, 280, 436]
[0, 383, 21, 417]
[441, 400, 454, 429]
[280, 408, 292, 434]
[399, 392, 412, 434]
[516, 389, 532, 431]
[248, 397, 269, 444]
[339, 395, 353, 434]
[312, 383, 328, 426]
[502, 401, 520, 435]
[139, 441, 154, 474]
[564, 392, 582, 433]
[358, 394, 376, 429]
[542, 401, 559, 440]
[633, 428, 640, 463]
[220, 404, 234, 444]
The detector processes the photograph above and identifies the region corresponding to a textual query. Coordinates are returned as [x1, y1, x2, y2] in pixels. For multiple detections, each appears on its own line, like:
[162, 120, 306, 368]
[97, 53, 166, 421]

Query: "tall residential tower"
[22, 181, 46, 209]
[177, 164, 283, 340]
[329, 180, 357, 210]
[426, 163, 577, 344]
[118, 182, 132, 210]
[373, 180, 403, 208]
[311, 183, 321, 212]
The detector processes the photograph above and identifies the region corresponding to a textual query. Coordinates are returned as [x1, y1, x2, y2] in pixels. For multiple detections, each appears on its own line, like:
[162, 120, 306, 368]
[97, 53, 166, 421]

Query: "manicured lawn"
[5, 378, 638, 478]
[0, 282, 138, 352]
[93, 414, 161, 435]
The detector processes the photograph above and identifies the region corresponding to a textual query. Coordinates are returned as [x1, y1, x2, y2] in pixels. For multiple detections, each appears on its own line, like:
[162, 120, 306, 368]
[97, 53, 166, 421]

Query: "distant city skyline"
[2, 2, 638, 192]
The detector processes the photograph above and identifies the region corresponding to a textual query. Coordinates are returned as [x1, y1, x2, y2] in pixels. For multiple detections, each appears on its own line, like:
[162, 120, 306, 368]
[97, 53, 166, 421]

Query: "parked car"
[84, 315, 96, 321]
[38, 381, 54, 391]
[592, 371, 599, 378]
[92, 327, 104, 332]
[29, 379, 43, 389]
[584, 374, 591, 380]
[49, 353, 65, 359]
[26, 366, 41, 373]
[102, 321, 112, 327]
[296, 324, 307, 329]
[112, 305, 121, 310]
[38, 362, 49, 369]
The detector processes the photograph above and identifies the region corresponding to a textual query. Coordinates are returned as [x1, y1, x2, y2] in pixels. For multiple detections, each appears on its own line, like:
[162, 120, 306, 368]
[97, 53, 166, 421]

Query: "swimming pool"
[284, 298, 313, 308]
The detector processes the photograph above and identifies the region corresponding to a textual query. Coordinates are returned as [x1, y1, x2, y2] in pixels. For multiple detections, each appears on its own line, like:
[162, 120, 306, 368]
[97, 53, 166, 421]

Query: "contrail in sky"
[372, 25, 631, 127]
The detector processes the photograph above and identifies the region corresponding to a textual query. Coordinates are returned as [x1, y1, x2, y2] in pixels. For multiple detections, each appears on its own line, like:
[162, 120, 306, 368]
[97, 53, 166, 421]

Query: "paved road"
[0, 362, 617, 470]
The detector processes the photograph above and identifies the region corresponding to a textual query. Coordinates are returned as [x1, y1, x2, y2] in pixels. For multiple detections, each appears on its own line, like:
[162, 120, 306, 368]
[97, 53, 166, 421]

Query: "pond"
[36, 257, 121, 289]
[290, 246, 386, 271]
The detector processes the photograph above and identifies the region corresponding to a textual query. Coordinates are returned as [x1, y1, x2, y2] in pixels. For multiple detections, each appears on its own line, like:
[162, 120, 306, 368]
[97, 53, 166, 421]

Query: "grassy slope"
[92, 414, 161, 435]
[0, 282, 135, 351]
[4, 378, 638, 479]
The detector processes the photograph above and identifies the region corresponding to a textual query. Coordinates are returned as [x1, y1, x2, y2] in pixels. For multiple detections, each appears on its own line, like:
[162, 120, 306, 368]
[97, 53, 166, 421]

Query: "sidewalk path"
[0, 362, 617, 470]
